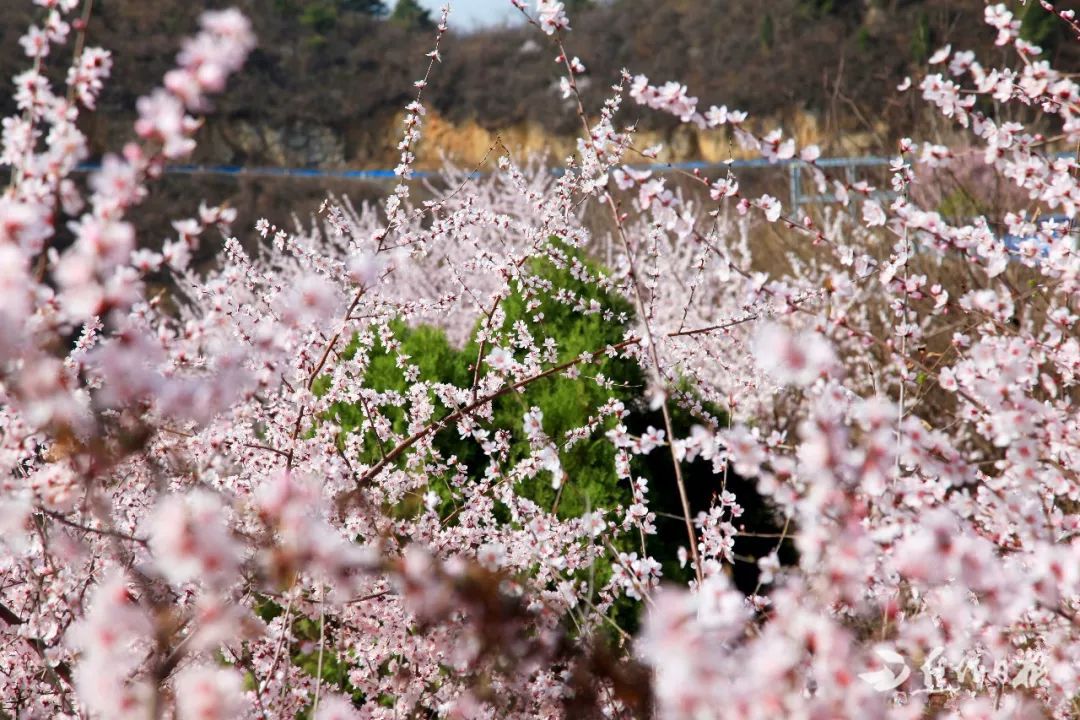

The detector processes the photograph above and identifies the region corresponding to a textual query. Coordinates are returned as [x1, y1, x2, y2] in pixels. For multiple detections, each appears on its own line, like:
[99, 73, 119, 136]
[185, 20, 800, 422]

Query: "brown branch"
[38, 507, 148, 545]
[0, 601, 24, 626]
[353, 338, 640, 487]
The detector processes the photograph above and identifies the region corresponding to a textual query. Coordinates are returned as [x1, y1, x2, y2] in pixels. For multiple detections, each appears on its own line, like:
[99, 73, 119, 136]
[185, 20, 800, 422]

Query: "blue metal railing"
[72, 155, 898, 208]
[73, 162, 415, 181]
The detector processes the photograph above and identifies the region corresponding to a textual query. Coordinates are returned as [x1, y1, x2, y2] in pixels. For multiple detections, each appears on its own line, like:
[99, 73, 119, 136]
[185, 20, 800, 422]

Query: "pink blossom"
[67, 47, 112, 109]
[754, 323, 837, 386]
[134, 89, 197, 158]
[758, 193, 782, 222]
[19, 26, 49, 59]
[536, 0, 570, 35]
[486, 346, 515, 373]
[274, 272, 343, 328]
[862, 199, 886, 227]
[149, 491, 241, 589]
[1, 4, 1080, 718]
[315, 695, 362, 720]
[174, 666, 245, 720]
[0, 197, 52, 252]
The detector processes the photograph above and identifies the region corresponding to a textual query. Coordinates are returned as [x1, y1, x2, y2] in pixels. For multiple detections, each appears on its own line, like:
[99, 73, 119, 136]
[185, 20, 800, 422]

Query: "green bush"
[389, 0, 433, 30]
[323, 242, 639, 521]
[1020, 2, 1063, 55]
[910, 11, 932, 64]
[315, 241, 789, 631]
[300, 3, 339, 34]
[760, 13, 775, 51]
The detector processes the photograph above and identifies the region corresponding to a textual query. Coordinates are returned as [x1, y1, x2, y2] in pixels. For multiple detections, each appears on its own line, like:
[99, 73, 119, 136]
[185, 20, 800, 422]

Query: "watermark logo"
[859, 646, 1046, 695]
[858, 647, 910, 692]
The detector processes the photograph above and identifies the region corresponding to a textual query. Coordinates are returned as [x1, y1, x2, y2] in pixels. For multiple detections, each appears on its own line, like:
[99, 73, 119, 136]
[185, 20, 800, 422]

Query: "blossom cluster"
[1, 1, 1080, 719]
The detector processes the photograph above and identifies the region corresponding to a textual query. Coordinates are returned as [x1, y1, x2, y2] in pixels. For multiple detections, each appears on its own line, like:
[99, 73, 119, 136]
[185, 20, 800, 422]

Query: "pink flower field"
[1, 1, 1079, 717]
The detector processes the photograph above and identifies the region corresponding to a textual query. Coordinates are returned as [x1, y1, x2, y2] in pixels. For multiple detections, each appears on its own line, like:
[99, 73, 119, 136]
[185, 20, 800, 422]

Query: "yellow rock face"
[406, 108, 882, 170]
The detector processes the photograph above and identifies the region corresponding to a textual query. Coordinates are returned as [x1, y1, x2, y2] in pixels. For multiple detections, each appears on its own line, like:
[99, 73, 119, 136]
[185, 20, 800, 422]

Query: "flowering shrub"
[2, 1, 1080, 718]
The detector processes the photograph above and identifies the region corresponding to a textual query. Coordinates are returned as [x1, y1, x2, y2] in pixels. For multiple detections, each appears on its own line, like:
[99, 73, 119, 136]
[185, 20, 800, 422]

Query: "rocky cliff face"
[202, 121, 347, 167]
[184, 108, 884, 171]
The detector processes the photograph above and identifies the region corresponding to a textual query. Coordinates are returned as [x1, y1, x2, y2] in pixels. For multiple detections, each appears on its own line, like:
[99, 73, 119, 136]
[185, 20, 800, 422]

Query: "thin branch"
[352, 338, 639, 488]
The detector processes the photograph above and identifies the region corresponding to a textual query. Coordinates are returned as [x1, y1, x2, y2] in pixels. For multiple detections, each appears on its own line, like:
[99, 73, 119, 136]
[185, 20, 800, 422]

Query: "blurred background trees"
[4, 0, 1073, 161]
[390, 0, 434, 29]
[3, 0, 1070, 253]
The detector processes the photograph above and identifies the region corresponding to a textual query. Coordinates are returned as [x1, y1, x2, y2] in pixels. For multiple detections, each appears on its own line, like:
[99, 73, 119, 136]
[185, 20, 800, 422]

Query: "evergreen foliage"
[318, 242, 791, 597]
[390, 0, 434, 29]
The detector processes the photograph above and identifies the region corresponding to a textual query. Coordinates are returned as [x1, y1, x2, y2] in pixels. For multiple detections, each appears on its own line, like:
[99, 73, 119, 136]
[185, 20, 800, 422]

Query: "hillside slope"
[3, 0, 1073, 169]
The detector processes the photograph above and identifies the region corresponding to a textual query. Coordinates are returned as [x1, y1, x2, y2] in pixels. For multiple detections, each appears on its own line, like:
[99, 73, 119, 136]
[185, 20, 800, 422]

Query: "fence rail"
[73, 155, 899, 208]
